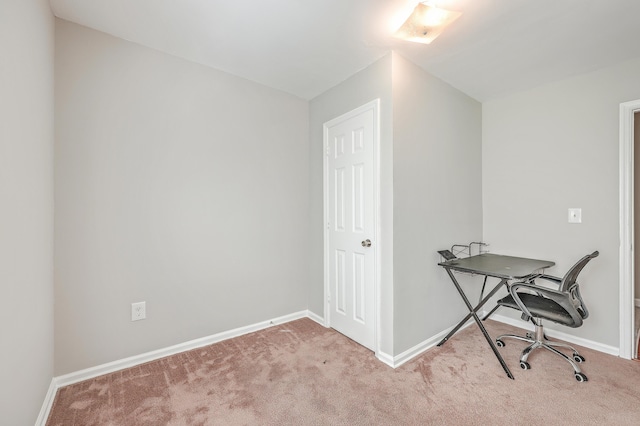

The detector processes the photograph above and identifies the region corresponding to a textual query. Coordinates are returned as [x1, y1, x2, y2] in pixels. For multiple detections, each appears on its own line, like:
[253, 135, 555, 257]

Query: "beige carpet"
[47, 318, 640, 425]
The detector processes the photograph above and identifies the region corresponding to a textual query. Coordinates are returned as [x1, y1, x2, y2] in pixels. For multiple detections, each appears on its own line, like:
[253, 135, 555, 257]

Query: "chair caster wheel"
[573, 354, 585, 363]
[575, 373, 588, 382]
[520, 361, 530, 370]
[496, 339, 505, 347]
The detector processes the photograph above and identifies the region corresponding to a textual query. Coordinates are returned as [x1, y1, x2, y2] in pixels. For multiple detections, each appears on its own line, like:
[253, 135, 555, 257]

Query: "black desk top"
[439, 253, 555, 280]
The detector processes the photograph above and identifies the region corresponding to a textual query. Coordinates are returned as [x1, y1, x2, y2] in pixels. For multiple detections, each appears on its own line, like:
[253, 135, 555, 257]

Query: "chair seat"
[497, 293, 576, 327]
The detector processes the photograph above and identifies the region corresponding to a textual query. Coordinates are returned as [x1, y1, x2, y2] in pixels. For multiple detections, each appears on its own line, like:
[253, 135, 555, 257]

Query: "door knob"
[361, 239, 372, 248]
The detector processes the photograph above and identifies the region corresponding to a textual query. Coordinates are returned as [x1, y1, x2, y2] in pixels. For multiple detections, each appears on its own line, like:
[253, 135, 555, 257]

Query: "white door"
[324, 100, 378, 351]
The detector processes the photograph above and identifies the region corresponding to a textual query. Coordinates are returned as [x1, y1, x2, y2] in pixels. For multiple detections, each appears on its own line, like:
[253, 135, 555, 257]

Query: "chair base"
[496, 321, 588, 382]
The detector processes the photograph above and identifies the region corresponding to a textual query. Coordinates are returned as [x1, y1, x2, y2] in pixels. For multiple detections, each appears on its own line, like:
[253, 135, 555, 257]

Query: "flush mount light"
[393, 2, 462, 44]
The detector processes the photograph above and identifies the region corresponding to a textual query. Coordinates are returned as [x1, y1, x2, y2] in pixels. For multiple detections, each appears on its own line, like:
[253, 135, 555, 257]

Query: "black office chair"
[495, 251, 599, 382]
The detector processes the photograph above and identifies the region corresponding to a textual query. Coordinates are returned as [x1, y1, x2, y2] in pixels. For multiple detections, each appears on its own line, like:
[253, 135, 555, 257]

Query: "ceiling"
[49, 0, 640, 101]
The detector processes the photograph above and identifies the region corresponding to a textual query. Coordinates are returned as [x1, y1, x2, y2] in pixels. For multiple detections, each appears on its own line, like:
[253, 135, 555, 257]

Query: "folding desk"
[437, 253, 555, 379]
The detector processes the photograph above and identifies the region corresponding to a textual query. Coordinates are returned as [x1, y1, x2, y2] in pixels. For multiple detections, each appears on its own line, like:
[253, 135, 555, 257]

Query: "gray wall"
[308, 54, 394, 355]
[391, 54, 482, 354]
[0, 0, 55, 423]
[483, 57, 640, 347]
[55, 20, 310, 375]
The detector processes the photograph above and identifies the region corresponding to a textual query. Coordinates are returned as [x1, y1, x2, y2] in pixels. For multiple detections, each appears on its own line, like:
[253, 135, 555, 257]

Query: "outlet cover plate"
[568, 208, 582, 223]
[131, 301, 146, 321]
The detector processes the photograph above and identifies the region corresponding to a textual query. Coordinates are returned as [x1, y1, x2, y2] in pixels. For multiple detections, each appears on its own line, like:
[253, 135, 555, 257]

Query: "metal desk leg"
[482, 304, 501, 321]
[481, 276, 508, 321]
[437, 274, 507, 346]
[438, 269, 514, 379]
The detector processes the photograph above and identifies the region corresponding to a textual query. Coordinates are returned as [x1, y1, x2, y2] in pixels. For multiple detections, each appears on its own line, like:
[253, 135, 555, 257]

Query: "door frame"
[619, 99, 639, 360]
[323, 99, 381, 355]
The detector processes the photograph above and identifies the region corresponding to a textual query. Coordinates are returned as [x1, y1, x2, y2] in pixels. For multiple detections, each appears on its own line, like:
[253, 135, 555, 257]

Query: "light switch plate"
[568, 208, 582, 223]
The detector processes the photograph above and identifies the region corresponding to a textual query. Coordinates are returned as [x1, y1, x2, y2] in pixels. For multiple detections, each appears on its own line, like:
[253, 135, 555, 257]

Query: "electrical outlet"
[131, 301, 146, 321]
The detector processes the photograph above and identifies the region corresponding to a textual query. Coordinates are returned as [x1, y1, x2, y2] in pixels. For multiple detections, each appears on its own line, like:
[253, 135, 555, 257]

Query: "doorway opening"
[634, 111, 640, 359]
[619, 99, 640, 359]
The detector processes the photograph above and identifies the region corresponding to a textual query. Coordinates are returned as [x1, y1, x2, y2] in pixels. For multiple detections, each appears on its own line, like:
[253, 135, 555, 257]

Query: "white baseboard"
[37, 310, 311, 426]
[489, 313, 620, 356]
[376, 350, 395, 367]
[380, 311, 620, 370]
[306, 310, 325, 326]
[386, 319, 476, 368]
[34, 379, 58, 426]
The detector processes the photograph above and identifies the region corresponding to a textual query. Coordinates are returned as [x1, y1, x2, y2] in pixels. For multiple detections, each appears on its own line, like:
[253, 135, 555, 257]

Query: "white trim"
[380, 312, 621, 370]
[490, 313, 619, 356]
[323, 99, 382, 357]
[375, 350, 395, 368]
[307, 310, 325, 326]
[371, 320, 476, 369]
[619, 99, 640, 360]
[35, 379, 58, 426]
[373, 100, 382, 367]
[389, 320, 476, 368]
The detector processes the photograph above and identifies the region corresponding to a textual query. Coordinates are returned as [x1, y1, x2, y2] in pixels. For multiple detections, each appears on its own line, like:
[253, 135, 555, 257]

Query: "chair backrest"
[559, 251, 599, 320]
[559, 251, 599, 292]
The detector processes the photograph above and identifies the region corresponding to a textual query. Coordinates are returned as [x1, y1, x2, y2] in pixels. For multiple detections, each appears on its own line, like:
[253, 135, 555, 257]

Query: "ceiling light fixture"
[393, 1, 462, 44]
